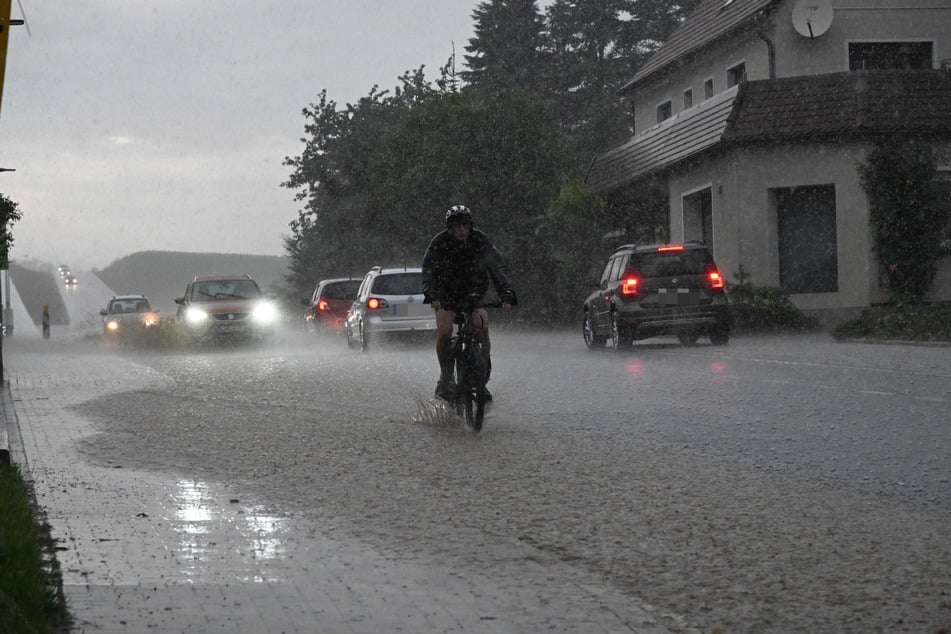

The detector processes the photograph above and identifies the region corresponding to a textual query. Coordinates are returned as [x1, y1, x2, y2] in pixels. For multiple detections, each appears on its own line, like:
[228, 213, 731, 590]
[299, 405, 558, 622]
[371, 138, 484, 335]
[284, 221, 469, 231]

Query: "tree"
[281, 68, 444, 293]
[858, 138, 947, 302]
[462, 0, 548, 92]
[0, 191, 22, 258]
[543, 0, 701, 162]
[367, 90, 568, 319]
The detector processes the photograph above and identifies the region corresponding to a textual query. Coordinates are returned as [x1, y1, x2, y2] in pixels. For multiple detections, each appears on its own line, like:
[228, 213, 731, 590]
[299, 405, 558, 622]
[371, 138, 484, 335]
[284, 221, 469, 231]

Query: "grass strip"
[0, 461, 69, 633]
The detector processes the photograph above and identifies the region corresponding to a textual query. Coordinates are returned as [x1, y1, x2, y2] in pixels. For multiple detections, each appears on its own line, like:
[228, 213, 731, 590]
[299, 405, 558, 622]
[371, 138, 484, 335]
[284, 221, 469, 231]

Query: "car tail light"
[317, 300, 329, 312]
[657, 245, 684, 252]
[708, 270, 724, 290]
[367, 297, 389, 310]
[621, 277, 639, 295]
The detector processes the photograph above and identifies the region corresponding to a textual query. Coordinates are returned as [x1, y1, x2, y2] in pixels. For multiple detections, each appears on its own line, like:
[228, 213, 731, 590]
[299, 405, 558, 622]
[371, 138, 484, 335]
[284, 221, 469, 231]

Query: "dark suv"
[582, 241, 731, 349]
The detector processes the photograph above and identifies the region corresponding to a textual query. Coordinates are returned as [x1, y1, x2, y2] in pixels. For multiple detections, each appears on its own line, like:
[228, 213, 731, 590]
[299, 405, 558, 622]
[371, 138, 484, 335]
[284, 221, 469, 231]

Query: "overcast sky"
[1, 1, 551, 271]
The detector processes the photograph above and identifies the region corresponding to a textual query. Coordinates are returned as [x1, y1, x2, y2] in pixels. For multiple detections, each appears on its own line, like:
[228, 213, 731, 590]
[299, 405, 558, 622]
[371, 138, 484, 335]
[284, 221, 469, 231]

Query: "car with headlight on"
[344, 266, 435, 351]
[174, 274, 277, 342]
[100, 294, 160, 340]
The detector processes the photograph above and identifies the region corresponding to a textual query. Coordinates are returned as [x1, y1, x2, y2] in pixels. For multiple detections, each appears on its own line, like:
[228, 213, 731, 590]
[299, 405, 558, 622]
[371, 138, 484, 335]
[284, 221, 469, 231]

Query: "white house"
[585, 0, 951, 320]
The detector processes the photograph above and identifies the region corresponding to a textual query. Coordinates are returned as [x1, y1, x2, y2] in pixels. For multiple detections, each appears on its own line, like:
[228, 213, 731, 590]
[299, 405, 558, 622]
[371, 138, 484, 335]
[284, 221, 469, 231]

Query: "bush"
[729, 282, 819, 332]
[832, 302, 951, 342]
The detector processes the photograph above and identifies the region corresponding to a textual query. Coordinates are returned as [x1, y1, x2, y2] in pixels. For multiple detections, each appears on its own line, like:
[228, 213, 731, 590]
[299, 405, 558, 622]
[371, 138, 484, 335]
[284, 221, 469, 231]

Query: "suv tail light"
[707, 270, 724, 291]
[621, 277, 639, 295]
[317, 300, 330, 312]
[367, 297, 389, 310]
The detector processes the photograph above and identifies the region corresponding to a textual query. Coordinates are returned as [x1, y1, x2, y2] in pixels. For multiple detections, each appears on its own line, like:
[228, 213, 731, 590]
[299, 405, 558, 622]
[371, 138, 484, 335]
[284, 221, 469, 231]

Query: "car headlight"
[106, 320, 119, 332]
[252, 302, 278, 325]
[143, 314, 159, 328]
[185, 307, 209, 325]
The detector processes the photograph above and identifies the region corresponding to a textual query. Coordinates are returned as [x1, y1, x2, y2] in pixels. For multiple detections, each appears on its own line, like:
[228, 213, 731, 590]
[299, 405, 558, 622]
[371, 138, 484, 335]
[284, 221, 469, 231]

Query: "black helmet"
[445, 204, 473, 228]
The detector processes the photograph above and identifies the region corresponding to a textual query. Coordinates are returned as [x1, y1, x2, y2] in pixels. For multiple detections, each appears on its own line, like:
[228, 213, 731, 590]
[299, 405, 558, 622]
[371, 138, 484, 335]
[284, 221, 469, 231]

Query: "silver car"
[345, 266, 436, 351]
[100, 294, 160, 339]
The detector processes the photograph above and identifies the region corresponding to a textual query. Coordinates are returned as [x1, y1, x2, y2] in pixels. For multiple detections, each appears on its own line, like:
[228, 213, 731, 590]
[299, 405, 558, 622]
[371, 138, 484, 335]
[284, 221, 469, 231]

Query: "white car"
[345, 266, 436, 351]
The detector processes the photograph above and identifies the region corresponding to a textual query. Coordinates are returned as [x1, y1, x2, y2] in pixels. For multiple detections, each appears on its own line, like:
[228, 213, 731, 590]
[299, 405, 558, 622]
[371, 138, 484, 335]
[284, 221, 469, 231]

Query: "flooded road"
[9, 328, 951, 632]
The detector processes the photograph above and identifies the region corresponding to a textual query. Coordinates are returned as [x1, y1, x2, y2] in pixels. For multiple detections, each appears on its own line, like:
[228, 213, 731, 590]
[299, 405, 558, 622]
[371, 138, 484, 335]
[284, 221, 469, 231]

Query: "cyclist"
[422, 204, 515, 402]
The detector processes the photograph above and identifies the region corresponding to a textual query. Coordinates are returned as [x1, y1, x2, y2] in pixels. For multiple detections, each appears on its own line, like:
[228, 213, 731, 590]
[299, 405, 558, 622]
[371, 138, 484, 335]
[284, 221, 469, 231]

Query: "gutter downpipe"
[757, 14, 777, 79]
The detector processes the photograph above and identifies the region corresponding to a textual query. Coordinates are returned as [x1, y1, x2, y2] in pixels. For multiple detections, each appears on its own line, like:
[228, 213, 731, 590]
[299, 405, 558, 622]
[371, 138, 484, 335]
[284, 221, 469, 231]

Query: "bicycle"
[446, 297, 500, 431]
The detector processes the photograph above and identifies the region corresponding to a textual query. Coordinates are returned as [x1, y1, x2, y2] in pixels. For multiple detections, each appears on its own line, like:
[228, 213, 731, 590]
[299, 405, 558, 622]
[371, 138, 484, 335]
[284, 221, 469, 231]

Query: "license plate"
[392, 303, 429, 318]
[656, 288, 699, 306]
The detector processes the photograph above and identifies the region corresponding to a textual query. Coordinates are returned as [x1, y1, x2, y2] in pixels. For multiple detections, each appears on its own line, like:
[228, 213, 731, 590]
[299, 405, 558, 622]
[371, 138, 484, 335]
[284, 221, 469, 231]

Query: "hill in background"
[94, 251, 290, 315]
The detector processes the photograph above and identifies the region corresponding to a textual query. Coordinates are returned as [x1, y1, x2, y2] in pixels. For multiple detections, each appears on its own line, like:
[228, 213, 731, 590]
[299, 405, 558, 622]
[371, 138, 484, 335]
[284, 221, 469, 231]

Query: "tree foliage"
[462, 0, 547, 92]
[0, 192, 22, 255]
[282, 2, 698, 321]
[858, 138, 947, 302]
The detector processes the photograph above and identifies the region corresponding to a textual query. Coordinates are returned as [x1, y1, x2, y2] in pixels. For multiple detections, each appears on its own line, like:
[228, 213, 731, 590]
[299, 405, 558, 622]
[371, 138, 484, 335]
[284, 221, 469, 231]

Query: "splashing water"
[413, 396, 462, 427]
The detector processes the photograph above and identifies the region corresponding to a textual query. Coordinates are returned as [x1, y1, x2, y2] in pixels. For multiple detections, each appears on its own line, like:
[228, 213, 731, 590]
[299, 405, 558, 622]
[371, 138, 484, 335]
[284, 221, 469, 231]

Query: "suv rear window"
[371, 273, 423, 295]
[630, 250, 713, 277]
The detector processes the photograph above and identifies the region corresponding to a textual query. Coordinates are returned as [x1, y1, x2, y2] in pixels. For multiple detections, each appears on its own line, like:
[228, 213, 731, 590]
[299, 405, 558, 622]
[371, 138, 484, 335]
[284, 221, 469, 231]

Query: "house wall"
[669, 142, 881, 312]
[632, 1, 951, 136]
[771, 0, 951, 78]
[633, 29, 770, 135]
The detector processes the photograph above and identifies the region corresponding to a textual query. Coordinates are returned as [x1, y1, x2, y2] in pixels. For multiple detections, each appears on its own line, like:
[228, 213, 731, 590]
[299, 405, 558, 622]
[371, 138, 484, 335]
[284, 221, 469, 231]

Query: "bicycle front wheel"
[461, 350, 487, 431]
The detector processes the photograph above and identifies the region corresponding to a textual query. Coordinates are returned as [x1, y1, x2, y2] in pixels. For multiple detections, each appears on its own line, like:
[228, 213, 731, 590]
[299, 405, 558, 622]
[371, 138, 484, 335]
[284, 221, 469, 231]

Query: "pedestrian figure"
[42, 304, 50, 339]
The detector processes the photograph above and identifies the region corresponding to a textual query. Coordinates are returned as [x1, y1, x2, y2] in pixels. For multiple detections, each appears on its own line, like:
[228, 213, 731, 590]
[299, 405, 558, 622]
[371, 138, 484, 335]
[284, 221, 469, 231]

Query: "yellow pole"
[0, 0, 12, 121]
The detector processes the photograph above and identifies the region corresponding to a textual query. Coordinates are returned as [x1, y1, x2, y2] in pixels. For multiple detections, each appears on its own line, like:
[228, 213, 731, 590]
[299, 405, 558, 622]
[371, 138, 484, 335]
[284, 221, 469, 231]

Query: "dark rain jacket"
[421, 228, 514, 309]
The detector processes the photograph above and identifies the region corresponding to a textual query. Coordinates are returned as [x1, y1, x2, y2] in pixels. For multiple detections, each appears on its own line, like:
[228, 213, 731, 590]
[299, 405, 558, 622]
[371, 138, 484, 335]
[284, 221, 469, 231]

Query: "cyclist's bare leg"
[435, 308, 456, 381]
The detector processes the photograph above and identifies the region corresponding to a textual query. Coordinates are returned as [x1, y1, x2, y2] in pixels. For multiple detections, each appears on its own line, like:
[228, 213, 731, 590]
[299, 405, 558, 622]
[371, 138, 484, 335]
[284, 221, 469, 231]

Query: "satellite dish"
[792, 0, 834, 39]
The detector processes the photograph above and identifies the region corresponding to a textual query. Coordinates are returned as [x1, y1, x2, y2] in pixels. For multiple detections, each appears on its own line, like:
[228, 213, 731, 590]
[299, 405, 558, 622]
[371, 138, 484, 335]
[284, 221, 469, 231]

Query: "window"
[372, 272, 423, 295]
[849, 41, 933, 70]
[774, 185, 838, 294]
[683, 89, 693, 110]
[656, 100, 672, 123]
[727, 62, 746, 88]
[704, 78, 714, 99]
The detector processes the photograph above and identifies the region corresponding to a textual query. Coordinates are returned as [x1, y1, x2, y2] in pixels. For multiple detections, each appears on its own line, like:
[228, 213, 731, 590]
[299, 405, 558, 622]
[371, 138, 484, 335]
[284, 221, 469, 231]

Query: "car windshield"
[371, 273, 423, 295]
[323, 281, 360, 300]
[109, 299, 151, 314]
[630, 250, 713, 277]
[193, 280, 261, 300]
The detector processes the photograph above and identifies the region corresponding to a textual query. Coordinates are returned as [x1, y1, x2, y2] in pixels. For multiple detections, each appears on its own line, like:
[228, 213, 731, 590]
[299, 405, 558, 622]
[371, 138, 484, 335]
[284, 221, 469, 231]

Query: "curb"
[0, 380, 11, 465]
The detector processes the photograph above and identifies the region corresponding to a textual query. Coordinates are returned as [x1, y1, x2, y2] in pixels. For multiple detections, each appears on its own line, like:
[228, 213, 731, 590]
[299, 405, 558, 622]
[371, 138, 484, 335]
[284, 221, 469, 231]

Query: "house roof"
[620, 0, 778, 93]
[587, 70, 951, 194]
[723, 70, 951, 143]
[585, 86, 738, 194]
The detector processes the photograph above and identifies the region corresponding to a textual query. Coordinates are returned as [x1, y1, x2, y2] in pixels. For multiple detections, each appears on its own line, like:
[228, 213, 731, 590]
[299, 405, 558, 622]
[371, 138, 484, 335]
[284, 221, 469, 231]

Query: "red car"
[304, 278, 361, 332]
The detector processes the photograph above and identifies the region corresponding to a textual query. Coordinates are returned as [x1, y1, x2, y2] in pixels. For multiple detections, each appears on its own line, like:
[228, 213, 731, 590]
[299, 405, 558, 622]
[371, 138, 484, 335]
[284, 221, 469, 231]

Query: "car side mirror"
[99, 309, 107, 316]
[174, 297, 184, 305]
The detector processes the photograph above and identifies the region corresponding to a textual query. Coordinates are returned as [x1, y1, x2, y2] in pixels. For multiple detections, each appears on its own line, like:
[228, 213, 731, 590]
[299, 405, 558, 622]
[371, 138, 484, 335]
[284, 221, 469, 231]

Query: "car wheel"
[583, 311, 606, 350]
[610, 312, 623, 351]
[678, 332, 700, 346]
[360, 321, 369, 352]
[346, 324, 356, 349]
[710, 327, 730, 346]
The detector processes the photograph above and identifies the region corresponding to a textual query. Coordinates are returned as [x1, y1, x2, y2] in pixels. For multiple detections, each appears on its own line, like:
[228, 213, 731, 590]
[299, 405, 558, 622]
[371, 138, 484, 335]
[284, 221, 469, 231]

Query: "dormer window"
[704, 78, 714, 99]
[727, 62, 746, 88]
[683, 89, 693, 109]
[656, 100, 672, 123]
